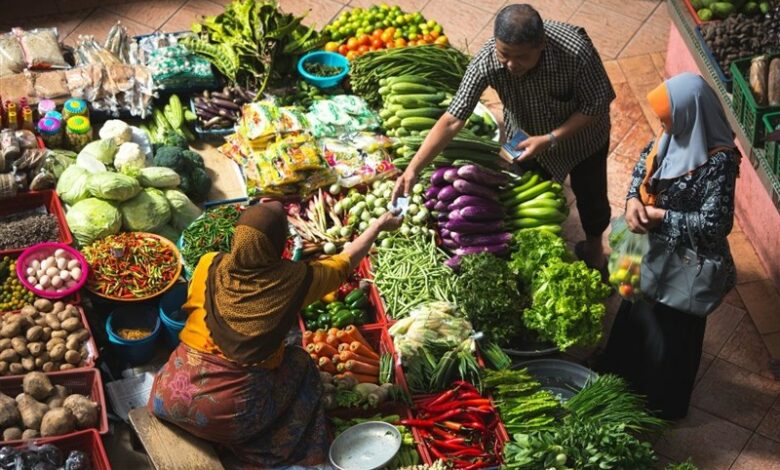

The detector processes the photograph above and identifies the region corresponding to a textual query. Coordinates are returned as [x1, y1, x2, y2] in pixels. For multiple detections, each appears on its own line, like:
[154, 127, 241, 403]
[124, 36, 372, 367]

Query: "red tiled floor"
[719, 314, 776, 380]
[64, 8, 154, 46]
[737, 280, 780, 335]
[567, 2, 643, 59]
[730, 434, 780, 470]
[278, 0, 344, 29]
[420, 0, 492, 50]
[159, 0, 226, 33]
[702, 303, 746, 357]
[107, 0, 186, 31]
[618, 2, 670, 58]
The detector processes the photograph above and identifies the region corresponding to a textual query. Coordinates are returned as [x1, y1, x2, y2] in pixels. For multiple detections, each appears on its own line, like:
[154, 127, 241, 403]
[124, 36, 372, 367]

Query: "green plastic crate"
[765, 112, 780, 178]
[730, 54, 780, 146]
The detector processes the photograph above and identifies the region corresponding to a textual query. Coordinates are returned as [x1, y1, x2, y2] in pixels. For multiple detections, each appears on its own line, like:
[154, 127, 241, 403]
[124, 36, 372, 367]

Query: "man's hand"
[391, 168, 418, 203]
[374, 210, 404, 232]
[515, 135, 552, 162]
[625, 197, 650, 234]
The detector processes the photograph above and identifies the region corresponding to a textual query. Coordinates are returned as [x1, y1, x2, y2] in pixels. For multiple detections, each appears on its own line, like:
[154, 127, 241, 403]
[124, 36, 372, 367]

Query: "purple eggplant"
[437, 185, 460, 202]
[434, 200, 449, 212]
[450, 195, 499, 210]
[440, 237, 459, 249]
[444, 255, 462, 271]
[431, 167, 453, 187]
[443, 168, 459, 183]
[457, 164, 508, 186]
[455, 244, 510, 256]
[451, 232, 512, 247]
[444, 220, 504, 234]
[453, 179, 498, 200]
[425, 199, 437, 210]
[447, 208, 464, 223]
[459, 205, 504, 222]
[425, 186, 442, 200]
[436, 211, 450, 222]
[439, 228, 451, 239]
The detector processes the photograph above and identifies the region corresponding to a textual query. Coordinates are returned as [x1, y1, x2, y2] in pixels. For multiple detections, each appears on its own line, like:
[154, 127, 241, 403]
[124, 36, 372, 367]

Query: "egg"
[26, 267, 35, 276]
[39, 275, 50, 287]
[36, 270, 45, 278]
[31, 260, 40, 269]
[34, 284, 43, 291]
[60, 271, 71, 282]
[46, 256, 56, 266]
[70, 268, 82, 281]
[54, 248, 65, 257]
[56, 258, 67, 270]
[67, 259, 80, 270]
[27, 276, 37, 284]
[51, 276, 63, 288]
[40, 260, 49, 270]
[46, 267, 59, 277]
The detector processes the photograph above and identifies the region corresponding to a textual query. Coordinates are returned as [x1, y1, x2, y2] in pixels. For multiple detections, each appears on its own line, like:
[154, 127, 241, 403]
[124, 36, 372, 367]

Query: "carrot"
[344, 325, 372, 349]
[342, 371, 378, 384]
[327, 327, 340, 337]
[336, 362, 346, 373]
[350, 341, 379, 360]
[302, 331, 313, 347]
[338, 343, 351, 352]
[339, 350, 379, 365]
[345, 359, 380, 375]
[314, 342, 338, 356]
[318, 357, 336, 374]
[332, 355, 341, 365]
[335, 330, 350, 344]
[305, 343, 317, 354]
[309, 353, 319, 362]
[325, 335, 340, 348]
[312, 330, 327, 343]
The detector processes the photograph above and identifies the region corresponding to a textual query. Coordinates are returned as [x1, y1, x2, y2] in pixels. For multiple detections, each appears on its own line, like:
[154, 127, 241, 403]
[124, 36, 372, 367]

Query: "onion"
[65, 280, 76, 289]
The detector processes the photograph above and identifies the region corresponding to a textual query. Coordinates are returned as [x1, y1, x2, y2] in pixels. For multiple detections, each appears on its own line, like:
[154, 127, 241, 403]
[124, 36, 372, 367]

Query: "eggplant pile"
[425, 164, 512, 267]
[191, 86, 255, 130]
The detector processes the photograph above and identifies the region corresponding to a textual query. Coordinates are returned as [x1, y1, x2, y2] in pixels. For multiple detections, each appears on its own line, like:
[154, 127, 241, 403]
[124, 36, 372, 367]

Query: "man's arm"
[516, 112, 597, 160]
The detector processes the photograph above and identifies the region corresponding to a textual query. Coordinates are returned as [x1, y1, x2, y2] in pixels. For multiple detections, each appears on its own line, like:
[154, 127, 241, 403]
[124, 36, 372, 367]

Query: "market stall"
[0, 1, 707, 468]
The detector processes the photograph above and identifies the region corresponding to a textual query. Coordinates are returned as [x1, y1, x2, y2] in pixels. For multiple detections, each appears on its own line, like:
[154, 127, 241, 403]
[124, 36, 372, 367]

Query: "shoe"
[575, 241, 609, 284]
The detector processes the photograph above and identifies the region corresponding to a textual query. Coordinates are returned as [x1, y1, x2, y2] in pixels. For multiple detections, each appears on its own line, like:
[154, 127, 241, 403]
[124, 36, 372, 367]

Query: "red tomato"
[372, 29, 384, 39]
[358, 45, 369, 53]
[619, 284, 634, 297]
[372, 38, 384, 49]
[346, 50, 358, 61]
[338, 44, 349, 56]
[359, 35, 372, 46]
[346, 37, 359, 50]
[394, 38, 407, 48]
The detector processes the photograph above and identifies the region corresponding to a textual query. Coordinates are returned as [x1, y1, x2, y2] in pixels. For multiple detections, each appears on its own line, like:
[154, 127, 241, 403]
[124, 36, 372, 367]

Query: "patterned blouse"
[627, 141, 740, 290]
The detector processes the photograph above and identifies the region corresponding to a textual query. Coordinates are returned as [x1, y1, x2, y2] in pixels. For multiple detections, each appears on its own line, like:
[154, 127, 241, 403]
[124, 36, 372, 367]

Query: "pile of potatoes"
[0, 372, 99, 440]
[0, 299, 91, 376]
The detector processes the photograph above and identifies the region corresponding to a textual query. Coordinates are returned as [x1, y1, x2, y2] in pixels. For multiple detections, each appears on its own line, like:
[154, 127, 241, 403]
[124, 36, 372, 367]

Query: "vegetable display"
[0, 213, 59, 251]
[324, 5, 444, 44]
[508, 229, 570, 287]
[20, 248, 83, 295]
[331, 414, 421, 469]
[301, 282, 372, 330]
[287, 190, 348, 256]
[0, 259, 35, 313]
[393, 134, 504, 184]
[180, 205, 242, 274]
[501, 170, 568, 235]
[81, 232, 180, 300]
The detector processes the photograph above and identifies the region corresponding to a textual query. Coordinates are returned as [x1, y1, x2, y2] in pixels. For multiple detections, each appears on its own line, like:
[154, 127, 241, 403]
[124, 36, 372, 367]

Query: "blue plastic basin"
[297, 51, 350, 89]
[159, 282, 189, 348]
[106, 305, 161, 366]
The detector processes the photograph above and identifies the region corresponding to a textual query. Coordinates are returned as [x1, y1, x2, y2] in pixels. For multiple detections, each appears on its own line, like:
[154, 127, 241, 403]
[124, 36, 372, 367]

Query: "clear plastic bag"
[608, 215, 649, 300]
[16, 27, 68, 69]
[0, 32, 25, 76]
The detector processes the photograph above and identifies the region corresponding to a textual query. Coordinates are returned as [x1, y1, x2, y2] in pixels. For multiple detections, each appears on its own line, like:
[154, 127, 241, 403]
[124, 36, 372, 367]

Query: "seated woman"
[149, 201, 402, 468]
[600, 73, 739, 421]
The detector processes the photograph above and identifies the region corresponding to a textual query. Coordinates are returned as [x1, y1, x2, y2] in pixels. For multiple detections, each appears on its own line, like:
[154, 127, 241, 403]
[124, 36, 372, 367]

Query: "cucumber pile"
[143, 94, 197, 145]
[501, 170, 568, 235]
[393, 134, 503, 184]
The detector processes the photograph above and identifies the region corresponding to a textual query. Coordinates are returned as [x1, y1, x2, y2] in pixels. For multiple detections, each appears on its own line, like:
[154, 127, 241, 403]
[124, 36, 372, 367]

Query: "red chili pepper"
[451, 380, 478, 392]
[441, 421, 464, 431]
[424, 387, 459, 410]
[428, 444, 448, 461]
[463, 420, 487, 433]
[430, 427, 459, 440]
[429, 439, 470, 451]
[424, 408, 465, 422]
[450, 448, 490, 458]
[463, 459, 498, 470]
[426, 399, 492, 412]
[457, 391, 484, 401]
[398, 419, 435, 428]
[466, 406, 493, 415]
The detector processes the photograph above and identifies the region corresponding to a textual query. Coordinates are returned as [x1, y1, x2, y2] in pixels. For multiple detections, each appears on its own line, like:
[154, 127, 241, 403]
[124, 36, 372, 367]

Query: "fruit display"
[690, 0, 774, 21]
[0, 258, 35, 313]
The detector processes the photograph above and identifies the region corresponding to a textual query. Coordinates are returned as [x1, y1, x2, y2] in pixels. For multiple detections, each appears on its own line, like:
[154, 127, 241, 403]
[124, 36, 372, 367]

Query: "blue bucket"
[297, 51, 350, 89]
[159, 282, 189, 348]
[106, 305, 161, 366]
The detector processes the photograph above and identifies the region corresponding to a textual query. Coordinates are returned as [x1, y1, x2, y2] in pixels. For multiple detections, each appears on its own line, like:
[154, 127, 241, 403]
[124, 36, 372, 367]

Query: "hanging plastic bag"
[608, 215, 649, 301]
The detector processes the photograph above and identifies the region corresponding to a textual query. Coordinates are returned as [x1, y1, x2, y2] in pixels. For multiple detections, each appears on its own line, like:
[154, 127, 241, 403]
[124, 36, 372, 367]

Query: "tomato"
[423, 34, 433, 43]
[372, 28, 383, 39]
[394, 38, 407, 48]
[372, 38, 384, 48]
[417, 39, 428, 46]
[358, 45, 369, 53]
[407, 40, 417, 47]
[346, 37, 359, 50]
[619, 284, 634, 297]
[385, 42, 395, 49]
[380, 31, 392, 43]
[338, 44, 349, 55]
[434, 35, 449, 46]
[358, 34, 371, 46]
[430, 30, 441, 39]
[370, 45, 380, 51]
[324, 41, 340, 52]
[346, 50, 358, 61]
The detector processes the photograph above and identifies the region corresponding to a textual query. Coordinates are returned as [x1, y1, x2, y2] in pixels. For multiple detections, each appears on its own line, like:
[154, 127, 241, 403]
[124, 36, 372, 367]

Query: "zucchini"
[400, 117, 438, 131]
[153, 108, 172, 131]
[379, 86, 391, 96]
[395, 107, 444, 119]
[167, 94, 184, 129]
[518, 198, 564, 209]
[395, 127, 410, 137]
[390, 82, 439, 94]
[504, 180, 554, 206]
[513, 206, 567, 221]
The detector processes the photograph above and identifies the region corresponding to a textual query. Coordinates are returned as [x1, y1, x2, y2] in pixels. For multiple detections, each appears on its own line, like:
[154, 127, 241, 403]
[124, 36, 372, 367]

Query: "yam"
[60, 318, 81, 333]
[3, 427, 22, 441]
[750, 55, 769, 105]
[16, 393, 48, 430]
[23, 372, 54, 400]
[21, 429, 38, 440]
[63, 394, 98, 429]
[33, 299, 53, 313]
[40, 408, 76, 437]
[769, 58, 780, 106]
[0, 393, 21, 428]
[26, 326, 43, 342]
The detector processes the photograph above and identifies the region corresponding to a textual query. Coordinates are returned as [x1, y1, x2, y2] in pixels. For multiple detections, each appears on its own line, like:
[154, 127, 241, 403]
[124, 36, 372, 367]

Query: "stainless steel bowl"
[329, 421, 401, 470]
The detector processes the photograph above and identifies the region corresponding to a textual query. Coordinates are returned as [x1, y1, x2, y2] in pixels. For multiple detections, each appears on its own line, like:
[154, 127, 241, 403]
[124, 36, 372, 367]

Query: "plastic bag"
[608, 215, 649, 300]
[16, 28, 68, 69]
[0, 32, 25, 76]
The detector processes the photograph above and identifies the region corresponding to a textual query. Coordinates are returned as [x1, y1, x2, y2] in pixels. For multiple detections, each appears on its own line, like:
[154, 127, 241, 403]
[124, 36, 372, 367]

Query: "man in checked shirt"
[393, 4, 616, 272]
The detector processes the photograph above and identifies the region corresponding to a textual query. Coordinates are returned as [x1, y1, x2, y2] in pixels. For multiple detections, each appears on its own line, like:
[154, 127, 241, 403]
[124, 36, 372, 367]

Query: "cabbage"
[78, 139, 117, 165]
[66, 198, 122, 246]
[139, 167, 181, 189]
[121, 188, 172, 232]
[86, 172, 141, 202]
[56, 165, 91, 205]
[164, 190, 202, 231]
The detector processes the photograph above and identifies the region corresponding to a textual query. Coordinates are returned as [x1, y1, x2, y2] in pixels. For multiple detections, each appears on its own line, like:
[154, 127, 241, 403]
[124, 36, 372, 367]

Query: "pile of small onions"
[24, 249, 83, 293]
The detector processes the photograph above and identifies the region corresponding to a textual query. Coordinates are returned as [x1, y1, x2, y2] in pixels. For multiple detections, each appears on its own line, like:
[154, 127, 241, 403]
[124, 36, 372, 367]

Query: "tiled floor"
[6, 1, 780, 469]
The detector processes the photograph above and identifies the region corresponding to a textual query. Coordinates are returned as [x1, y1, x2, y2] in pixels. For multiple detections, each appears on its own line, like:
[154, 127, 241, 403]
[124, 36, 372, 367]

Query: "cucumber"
[388, 93, 445, 107]
[394, 107, 444, 119]
[167, 94, 184, 129]
[386, 75, 430, 86]
[379, 86, 391, 96]
[518, 198, 564, 209]
[395, 127, 410, 137]
[390, 82, 439, 94]
[513, 206, 567, 221]
[379, 108, 394, 120]
[385, 116, 402, 129]
[400, 117, 438, 131]
[387, 103, 405, 112]
[504, 180, 554, 206]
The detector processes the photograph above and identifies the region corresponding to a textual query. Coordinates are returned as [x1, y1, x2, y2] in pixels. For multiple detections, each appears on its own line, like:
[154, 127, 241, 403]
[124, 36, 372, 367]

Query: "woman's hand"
[625, 198, 650, 234]
[644, 206, 667, 229]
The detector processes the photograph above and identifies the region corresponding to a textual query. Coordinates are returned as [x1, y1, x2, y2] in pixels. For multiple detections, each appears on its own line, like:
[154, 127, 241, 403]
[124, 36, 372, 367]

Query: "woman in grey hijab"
[599, 73, 740, 420]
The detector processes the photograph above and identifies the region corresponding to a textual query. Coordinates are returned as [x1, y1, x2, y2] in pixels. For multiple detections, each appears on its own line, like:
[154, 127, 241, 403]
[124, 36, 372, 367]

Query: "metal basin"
[516, 358, 597, 401]
[329, 421, 401, 470]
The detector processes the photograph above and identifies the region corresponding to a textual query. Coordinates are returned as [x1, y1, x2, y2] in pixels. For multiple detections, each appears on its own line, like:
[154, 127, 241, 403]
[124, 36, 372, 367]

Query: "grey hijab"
[652, 73, 734, 182]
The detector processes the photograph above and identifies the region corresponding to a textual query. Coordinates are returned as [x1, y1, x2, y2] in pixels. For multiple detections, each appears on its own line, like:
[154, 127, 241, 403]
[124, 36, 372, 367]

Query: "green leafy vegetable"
[509, 229, 570, 287]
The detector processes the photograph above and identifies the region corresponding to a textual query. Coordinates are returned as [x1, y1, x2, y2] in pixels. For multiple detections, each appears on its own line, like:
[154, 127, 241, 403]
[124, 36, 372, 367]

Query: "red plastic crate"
[0, 369, 109, 444]
[0, 305, 100, 375]
[8, 429, 111, 470]
[0, 190, 73, 257]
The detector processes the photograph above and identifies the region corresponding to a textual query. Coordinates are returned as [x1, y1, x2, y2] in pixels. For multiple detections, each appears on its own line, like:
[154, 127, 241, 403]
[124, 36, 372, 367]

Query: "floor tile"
[160, 0, 227, 33]
[108, 0, 186, 30]
[651, 51, 668, 78]
[56, 0, 105, 12]
[723, 287, 746, 310]
[520, 0, 584, 23]
[64, 8, 154, 47]
[566, 2, 643, 59]
[697, 352, 715, 384]
[0, 9, 90, 40]
[421, 0, 492, 50]
[764, 331, 780, 363]
[603, 60, 627, 84]
[460, 0, 506, 14]
[729, 231, 770, 284]
[585, 0, 661, 22]
[737, 280, 780, 335]
[618, 7, 669, 58]
[6, 0, 60, 19]
[606, 158, 636, 205]
[719, 314, 775, 379]
[730, 434, 780, 470]
[618, 54, 665, 124]
[467, 16, 495, 55]
[691, 359, 780, 431]
[611, 118, 654, 164]
[757, 397, 780, 443]
[281, 0, 344, 29]
[347, 0, 431, 13]
[703, 303, 746, 356]
[609, 82, 647, 154]
[654, 406, 751, 470]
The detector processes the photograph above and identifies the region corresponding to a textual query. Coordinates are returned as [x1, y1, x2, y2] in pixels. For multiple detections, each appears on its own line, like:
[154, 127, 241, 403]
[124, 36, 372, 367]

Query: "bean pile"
[0, 213, 59, 250]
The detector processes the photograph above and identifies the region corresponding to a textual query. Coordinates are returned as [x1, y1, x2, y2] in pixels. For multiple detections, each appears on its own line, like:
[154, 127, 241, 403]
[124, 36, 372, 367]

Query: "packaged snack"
[16, 28, 68, 69]
[0, 32, 25, 76]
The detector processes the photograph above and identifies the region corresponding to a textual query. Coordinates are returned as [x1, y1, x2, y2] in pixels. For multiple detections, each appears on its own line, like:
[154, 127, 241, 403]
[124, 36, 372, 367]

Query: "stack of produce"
[331, 414, 421, 468]
[287, 190, 348, 256]
[0, 258, 35, 312]
[145, 95, 197, 145]
[0, 300, 92, 375]
[301, 282, 371, 330]
[483, 369, 562, 436]
[425, 164, 511, 261]
[400, 381, 503, 468]
[691, 0, 773, 21]
[0, 372, 99, 440]
[152, 141, 213, 203]
[19, 248, 83, 295]
[393, 134, 504, 184]
[324, 4, 445, 45]
[191, 86, 256, 132]
[180, 204, 242, 275]
[377, 76, 447, 138]
[371, 234, 457, 319]
[501, 170, 568, 235]
[184, 0, 325, 93]
[0, 212, 59, 252]
[389, 302, 480, 393]
[748, 54, 780, 106]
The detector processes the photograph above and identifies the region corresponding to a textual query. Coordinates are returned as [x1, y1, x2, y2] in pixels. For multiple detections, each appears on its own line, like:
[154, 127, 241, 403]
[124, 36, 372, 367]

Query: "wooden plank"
[128, 407, 224, 470]
[191, 142, 248, 203]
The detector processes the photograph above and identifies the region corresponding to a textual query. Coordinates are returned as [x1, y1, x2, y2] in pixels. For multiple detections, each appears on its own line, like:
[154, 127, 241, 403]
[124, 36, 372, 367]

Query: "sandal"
[575, 241, 610, 284]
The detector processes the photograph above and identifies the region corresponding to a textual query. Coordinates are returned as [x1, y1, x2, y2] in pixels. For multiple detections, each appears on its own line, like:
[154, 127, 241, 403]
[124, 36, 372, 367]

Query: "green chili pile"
[303, 61, 343, 77]
[180, 205, 242, 273]
[82, 232, 180, 299]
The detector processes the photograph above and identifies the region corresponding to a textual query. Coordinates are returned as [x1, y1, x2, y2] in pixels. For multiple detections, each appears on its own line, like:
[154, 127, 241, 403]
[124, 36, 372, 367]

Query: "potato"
[51, 302, 65, 314]
[21, 357, 34, 372]
[26, 326, 43, 342]
[0, 393, 21, 428]
[17, 315, 33, 329]
[61, 318, 81, 333]
[68, 329, 90, 343]
[59, 364, 74, 371]
[64, 350, 81, 365]
[40, 408, 75, 437]
[65, 337, 80, 352]
[11, 338, 28, 357]
[0, 362, 7, 375]
[46, 338, 64, 350]
[16, 393, 48, 430]
[46, 398, 64, 409]
[23, 372, 54, 400]
[27, 342, 43, 357]
[63, 394, 99, 429]
[0, 339, 10, 351]
[33, 299, 53, 313]
[44, 314, 60, 330]
[21, 429, 38, 440]
[8, 363, 23, 375]
[42, 327, 52, 341]
[20, 306, 37, 317]
[3, 427, 22, 441]
[42, 362, 55, 372]
[49, 344, 66, 362]
[51, 331, 67, 340]
[34, 358, 44, 368]
[0, 322, 21, 339]
[34, 318, 46, 327]
[0, 350, 18, 363]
